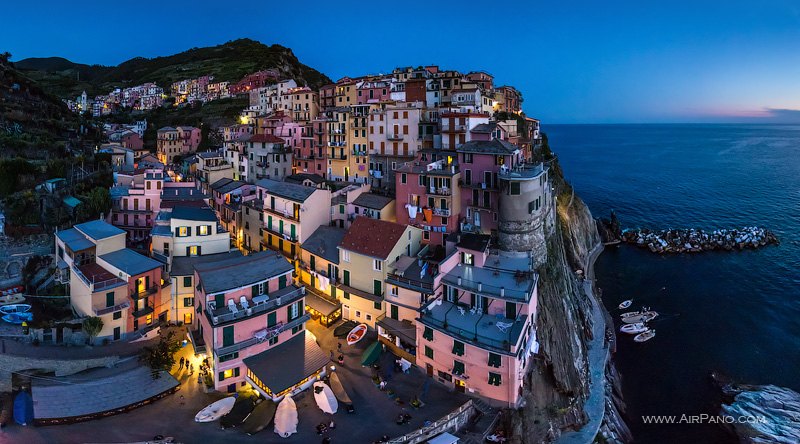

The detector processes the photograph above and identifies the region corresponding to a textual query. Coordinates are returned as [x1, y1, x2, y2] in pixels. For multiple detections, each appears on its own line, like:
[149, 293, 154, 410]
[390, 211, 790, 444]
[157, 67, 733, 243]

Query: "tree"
[139, 331, 182, 379]
[82, 317, 104, 345]
[80, 186, 111, 220]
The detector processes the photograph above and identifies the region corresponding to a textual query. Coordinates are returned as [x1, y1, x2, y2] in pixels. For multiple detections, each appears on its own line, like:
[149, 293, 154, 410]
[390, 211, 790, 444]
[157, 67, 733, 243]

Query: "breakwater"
[621, 227, 779, 254]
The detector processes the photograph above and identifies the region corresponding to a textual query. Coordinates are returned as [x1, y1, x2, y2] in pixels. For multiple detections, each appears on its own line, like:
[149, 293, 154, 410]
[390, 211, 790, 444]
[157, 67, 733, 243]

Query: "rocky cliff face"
[511, 160, 603, 442]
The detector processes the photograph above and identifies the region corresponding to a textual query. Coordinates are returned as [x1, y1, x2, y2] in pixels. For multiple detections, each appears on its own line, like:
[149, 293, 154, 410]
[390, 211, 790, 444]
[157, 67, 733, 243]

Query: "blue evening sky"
[3, 0, 799, 123]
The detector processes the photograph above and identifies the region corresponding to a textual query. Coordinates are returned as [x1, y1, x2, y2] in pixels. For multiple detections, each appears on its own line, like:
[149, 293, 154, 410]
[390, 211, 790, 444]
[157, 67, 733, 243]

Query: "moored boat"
[634, 329, 656, 343]
[620, 322, 648, 334]
[346, 323, 367, 345]
[618, 299, 633, 309]
[195, 396, 236, 422]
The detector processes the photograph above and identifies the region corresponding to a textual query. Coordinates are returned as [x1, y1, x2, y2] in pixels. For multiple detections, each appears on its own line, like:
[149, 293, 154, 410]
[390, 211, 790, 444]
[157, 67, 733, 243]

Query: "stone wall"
[0, 354, 120, 392]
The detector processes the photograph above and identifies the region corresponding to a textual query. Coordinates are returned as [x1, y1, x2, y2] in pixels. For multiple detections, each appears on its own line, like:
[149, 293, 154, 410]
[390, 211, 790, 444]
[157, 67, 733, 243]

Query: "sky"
[3, 0, 800, 123]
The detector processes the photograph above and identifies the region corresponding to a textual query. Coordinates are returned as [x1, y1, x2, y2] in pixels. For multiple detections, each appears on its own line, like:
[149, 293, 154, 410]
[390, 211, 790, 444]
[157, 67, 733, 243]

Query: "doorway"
[455, 379, 466, 393]
[426, 364, 434, 377]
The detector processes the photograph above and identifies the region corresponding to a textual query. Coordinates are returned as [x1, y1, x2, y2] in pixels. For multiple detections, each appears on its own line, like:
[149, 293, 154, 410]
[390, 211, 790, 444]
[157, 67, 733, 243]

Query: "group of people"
[177, 356, 193, 375]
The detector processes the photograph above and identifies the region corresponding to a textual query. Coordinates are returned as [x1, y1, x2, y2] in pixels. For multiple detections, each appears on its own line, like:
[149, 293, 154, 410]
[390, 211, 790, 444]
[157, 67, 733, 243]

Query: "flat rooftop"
[441, 255, 536, 302]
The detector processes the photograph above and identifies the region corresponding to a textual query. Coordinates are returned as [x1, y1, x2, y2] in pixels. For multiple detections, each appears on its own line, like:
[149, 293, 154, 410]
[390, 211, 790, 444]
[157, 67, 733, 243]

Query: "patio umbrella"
[274, 395, 298, 438]
[360, 341, 382, 367]
[313, 381, 338, 414]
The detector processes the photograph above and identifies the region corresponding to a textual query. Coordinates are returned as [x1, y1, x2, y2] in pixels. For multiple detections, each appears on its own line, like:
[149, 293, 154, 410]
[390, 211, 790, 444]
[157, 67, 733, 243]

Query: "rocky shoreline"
[621, 227, 779, 254]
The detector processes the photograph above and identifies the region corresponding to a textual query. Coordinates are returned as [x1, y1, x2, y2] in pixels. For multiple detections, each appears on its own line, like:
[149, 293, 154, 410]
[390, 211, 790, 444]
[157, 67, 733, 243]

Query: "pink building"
[192, 250, 325, 396]
[415, 234, 539, 407]
[357, 80, 392, 104]
[456, 139, 524, 235]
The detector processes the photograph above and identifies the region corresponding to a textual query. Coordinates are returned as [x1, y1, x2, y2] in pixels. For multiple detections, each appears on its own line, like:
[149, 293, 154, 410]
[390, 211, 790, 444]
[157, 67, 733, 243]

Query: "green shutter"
[424, 345, 434, 359]
[453, 360, 465, 376]
[374, 301, 381, 310]
[339, 204, 344, 214]
[423, 326, 433, 341]
[343, 291, 350, 300]
[252, 284, 259, 297]
[310, 255, 315, 270]
[279, 275, 287, 289]
[106, 292, 114, 308]
[452, 340, 465, 356]
[268, 215, 273, 230]
[268, 311, 277, 327]
[343, 270, 350, 286]
[234, 367, 240, 377]
[183, 276, 191, 287]
[222, 326, 234, 347]
[373, 279, 381, 296]
[219, 371, 225, 381]
[390, 304, 398, 320]
[290, 224, 296, 240]
[215, 294, 224, 308]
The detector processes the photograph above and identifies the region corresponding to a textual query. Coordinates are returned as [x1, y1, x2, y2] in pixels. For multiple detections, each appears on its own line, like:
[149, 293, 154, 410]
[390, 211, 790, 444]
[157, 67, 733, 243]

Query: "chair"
[240, 296, 249, 310]
[227, 298, 239, 314]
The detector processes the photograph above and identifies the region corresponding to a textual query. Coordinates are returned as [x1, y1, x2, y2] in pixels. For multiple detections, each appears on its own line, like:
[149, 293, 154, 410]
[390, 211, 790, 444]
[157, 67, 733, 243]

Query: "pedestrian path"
[32, 365, 178, 421]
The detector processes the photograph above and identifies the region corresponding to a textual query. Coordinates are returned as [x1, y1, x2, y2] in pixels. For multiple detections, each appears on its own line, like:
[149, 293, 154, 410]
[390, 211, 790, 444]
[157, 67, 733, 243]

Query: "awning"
[376, 316, 416, 346]
[244, 331, 329, 395]
[305, 292, 341, 317]
[360, 341, 382, 366]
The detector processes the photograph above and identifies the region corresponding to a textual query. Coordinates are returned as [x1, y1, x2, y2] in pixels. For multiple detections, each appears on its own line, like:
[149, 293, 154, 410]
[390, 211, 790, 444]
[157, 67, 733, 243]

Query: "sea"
[546, 124, 800, 444]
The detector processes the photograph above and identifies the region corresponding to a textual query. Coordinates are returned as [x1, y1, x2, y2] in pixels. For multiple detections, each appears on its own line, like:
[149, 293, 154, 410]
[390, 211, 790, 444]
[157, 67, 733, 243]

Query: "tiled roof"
[302, 226, 346, 264]
[243, 331, 328, 395]
[352, 193, 393, 210]
[75, 220, 125, 241]
[456, 138, 518, 155]
[250, 134, 285, 144]
[209, 178, 233, 190]
[340, 217, 407, 260]
[470, 123, 498, 134]
[256, 179, 316, 203]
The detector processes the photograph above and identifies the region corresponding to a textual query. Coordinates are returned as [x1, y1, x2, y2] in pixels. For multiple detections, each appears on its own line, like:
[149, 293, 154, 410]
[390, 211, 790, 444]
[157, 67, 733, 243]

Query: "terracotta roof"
[250, 134, 285, 144]
[340, 217, 407, 260]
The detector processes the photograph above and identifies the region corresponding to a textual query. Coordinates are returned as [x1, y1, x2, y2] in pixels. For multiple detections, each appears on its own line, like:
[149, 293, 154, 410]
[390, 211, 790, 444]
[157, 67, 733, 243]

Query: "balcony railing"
[264, 206, 300, 222]
[94, 300, 131, 316]
[387, 134, 403, 141]
[427, 187, 452, 196]
[132, 301, 155, 318]
[207, 285, 306, 326]
[71, 265, 125, 292]
[215, 314, 311, 357]
[263, 224, 298, 242]
[131, 285, 159, 300]
[432, 208, 451, 217]
[386, 273, 434, 293]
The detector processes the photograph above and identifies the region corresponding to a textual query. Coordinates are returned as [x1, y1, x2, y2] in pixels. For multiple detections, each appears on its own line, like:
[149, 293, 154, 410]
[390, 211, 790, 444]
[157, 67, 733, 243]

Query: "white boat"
[634, 329, 656, 343]
[194, 396, 236, 422]
[621, 311, 658, 324]
[618, 300, 633, 309]
[620, 322, 648, 334]
[313, 381, 338, 414]
[274, 396, 298, 438]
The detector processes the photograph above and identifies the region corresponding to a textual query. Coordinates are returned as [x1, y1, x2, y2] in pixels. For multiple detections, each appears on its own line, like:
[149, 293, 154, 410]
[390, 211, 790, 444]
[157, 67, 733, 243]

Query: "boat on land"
[0, 304, 31, 314]
[195, 396, 236, 422]
[346, 323, 368, 345]
[313, 381, 338, 414]
[328, 371, 352, 405]
[333, 320, 357, 339]
[1, 305, 33, 324]
[618, 299, 633, 309]
[621, 311, 658, 324]
[620, 322, 648, 334]
[0, 287, 25, 306]
[634, 329, 656, 343]
[220, 394, 256, 429]
[241, 399, 277, 435]
[274, 396, 298, 438]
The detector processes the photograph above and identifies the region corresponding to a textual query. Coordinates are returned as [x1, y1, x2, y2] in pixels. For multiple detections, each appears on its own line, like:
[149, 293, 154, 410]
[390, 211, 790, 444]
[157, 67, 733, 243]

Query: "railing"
[207, 286, 306, 326]
[419, 308, 516, 353]
[264, 206, 300, 222]
[94, 300, 131, 316]
[131, 285, 159, 300]
[216, 314, 310, 357]
[432, 208, 451, 217]
[386, 400, 475, 444]
[151, 251, 169, 264]
[441, 273, 530, 300]
[263, 223, 298, 242]
[71, 265, 124, 292]
[132, 300, 155, 318]
[427, 187, 452, 196]
[386, 273, 434, 293]
[387, 134, 403, 141]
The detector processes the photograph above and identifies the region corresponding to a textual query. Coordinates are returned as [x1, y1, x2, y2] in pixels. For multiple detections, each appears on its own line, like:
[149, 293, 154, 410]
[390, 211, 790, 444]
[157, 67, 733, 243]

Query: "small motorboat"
[621, 311, 658, 324]
[620, 322, 648, 334]
[618, 300, 633, 309]
[634, 329, 656, 343]
[0, 294, 25, 307]
[0, 304, 31, 314]
[195, 396, 236, 422]
[274, 396, 298, 438]
[241, 399, 277, 435]
[2, 312, 33, 325]
[346, 323, 368, 345]
[313, 381, 338, 414]
[328, 371, 352, 405]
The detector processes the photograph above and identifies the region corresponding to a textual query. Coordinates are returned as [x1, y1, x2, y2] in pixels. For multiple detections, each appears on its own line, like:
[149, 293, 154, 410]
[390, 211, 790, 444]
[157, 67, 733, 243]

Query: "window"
[339, 204, 345, 214]
[373, 259, 382, 271]
[453, 360, 465, 376]
[452, 340, 465, 356]
[424, 345, 434, 359]
[292, 325, 302, 334]
[269, 336, 278, 346]
[401, 173, 406, 184]
[342, 250, 351, 263]
[189, 246, 199, 256]
[438, 371, 452, 382]
[198, 225, 210, 236]
[462, 253, 474, 265]
[488, 352, 502, 368]
[390, 286, 398, 296]
[184, 297, 194, 308]
[374, 301, 382, 310]
[488, 372, 502, 386]
[106, 292, 114, 308]
[267, 311, 277, 327]
[366, 314, 372, 321]
[510, 182, 521, 195]
[343, 291, 350, 300]
[113, 311, 122, 320]
[355, 310, 361, 318]
[177, 226, 189, 237]
[343, 270, 350, 286]
[373, 279, 382, 296]
[183, 277, 192, 287]
[423, 326, 434, 341]
[463, 153, 473, 164]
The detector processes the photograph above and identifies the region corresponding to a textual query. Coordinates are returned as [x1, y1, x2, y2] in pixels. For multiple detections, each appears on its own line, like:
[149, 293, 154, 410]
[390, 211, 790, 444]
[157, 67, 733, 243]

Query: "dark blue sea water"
[547, 124, 800, 444]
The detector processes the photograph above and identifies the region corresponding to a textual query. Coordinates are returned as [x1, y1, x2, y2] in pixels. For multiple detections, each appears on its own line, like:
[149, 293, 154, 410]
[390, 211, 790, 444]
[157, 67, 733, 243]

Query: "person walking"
[179, 357, 185, 370]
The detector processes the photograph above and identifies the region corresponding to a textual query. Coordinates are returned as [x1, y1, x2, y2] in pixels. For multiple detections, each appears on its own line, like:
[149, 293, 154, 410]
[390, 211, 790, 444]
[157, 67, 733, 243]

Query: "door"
[279, 220, 284, 236]
[113, 327, 121, 341]
[390, 304, 398, 320]
[267, 215, 273, 231]
[343, 304, 350, 320]
[343, 270, 350, 286]
[279, 275, 287, 289]
[222, 326, 234, 347]
[455, 379, 466, 393]
[426, 364, 433, 377]
[215, 294, 224, 309]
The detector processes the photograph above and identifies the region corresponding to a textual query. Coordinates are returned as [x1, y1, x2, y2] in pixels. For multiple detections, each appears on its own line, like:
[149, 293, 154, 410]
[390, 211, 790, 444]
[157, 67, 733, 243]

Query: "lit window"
[177, 226, 188, 237]
[189, 246, 199, 256]
[223, 368, 233, 379]
[198, 225, 210, 236]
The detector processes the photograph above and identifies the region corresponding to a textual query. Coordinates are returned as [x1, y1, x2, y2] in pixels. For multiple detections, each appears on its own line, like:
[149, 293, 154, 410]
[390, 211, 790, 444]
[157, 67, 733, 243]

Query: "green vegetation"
[0, 158, 38, 196]
[139, 331, 182, 379]
[82, 316, 104, 345]
[17, 38, 332, 99]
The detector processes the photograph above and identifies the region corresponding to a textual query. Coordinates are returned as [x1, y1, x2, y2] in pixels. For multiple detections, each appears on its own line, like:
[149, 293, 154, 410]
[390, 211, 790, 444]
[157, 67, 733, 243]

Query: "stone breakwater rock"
[621, 227, 779, 254]
[712, 374, 800, 444]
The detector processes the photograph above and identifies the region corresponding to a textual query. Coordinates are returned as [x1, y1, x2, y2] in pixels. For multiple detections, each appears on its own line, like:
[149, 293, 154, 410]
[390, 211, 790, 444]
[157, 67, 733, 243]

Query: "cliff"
[510, 158, 604, 441]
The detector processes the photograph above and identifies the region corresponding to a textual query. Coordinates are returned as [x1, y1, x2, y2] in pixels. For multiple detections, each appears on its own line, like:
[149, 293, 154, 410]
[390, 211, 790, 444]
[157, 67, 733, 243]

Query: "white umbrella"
[274, 395, 298, 438]
[313, 381, 338, 414]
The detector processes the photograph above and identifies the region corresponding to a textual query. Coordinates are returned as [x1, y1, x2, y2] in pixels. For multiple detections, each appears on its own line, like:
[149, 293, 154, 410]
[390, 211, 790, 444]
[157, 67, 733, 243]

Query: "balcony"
[71, 265, 126, 293]
[206, 285, 306, 326]
[131, 285, 159, 300]
[387, 134, 403, 141]
[427, 187, 452, 196]
[132, 300, 155, 318]
[432, 208, 451, 217]
[386, 273, 434, 294]
[263, 223, 298, 242]
[263, 206, 300, 222]
[94, 300, 131, 316]
[112, 204, 151, 214]
[441, 265, 535, 301]
[215, 313, 311, 357]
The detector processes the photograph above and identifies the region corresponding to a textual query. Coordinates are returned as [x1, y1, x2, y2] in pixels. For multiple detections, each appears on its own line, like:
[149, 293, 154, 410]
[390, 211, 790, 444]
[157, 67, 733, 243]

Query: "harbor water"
[547, 124, 800, 443]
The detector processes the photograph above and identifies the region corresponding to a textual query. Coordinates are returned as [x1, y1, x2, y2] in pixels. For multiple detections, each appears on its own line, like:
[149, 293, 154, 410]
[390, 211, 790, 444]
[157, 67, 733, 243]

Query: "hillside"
[16, 39, 332, 98]
[0, 54, 82, 158]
